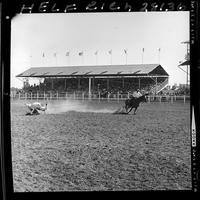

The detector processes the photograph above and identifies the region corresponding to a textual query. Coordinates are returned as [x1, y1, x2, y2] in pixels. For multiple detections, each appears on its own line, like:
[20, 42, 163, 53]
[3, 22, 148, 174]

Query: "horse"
[124, 94, 147, 114]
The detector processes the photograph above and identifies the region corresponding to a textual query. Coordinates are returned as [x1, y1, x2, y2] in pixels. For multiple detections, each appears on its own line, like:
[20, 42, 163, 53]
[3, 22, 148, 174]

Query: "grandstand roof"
[179, 60, 190, 66]
[17, 64, 169, 78]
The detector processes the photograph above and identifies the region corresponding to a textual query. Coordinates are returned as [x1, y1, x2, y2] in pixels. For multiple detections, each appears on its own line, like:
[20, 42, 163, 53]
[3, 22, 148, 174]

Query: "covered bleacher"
[16, 64, 169, 98]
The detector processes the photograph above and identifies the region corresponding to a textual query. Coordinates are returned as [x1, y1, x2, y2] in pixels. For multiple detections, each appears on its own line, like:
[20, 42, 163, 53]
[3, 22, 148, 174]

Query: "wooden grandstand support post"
[51, 79, 54, 90]
[107, 79, 109, 91]
[78, 78, 81, 90]
[155, 77, 157, 94]
[65, 78, 68, 90]
[88, 77, 91, 100]
[138, 78, 141, 89]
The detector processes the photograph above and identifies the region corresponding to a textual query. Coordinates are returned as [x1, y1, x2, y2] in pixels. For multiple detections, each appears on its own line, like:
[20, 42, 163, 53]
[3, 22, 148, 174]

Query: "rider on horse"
[130, 89, 142, 99]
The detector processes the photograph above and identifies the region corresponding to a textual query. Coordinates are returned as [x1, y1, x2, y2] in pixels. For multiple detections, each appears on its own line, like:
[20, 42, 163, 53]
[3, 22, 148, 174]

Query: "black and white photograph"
[10, 9, 191, 191]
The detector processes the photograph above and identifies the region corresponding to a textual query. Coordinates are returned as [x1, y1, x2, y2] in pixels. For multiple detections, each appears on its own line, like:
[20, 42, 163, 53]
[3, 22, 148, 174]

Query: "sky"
[11, 12, 189, 88]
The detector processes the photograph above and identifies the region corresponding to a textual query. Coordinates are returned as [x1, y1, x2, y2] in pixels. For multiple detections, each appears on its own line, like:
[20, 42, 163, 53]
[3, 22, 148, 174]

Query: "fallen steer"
[25, 102, 48, 115]
[26, 109, 40, 115]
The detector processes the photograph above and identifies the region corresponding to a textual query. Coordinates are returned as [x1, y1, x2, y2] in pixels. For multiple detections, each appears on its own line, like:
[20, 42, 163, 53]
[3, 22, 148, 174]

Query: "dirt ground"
[11, 100, 191, 191]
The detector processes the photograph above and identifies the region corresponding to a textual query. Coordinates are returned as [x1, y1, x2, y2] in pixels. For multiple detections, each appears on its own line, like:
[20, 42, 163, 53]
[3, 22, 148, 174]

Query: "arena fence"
[11, 91, 190, 103]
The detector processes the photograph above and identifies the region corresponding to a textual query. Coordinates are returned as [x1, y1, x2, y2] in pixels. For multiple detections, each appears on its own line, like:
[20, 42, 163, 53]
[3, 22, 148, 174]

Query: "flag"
[79, 51, 83, 56]
[42, 53, 45, 57]
[108, 50, 112, 54]
[66, 51, 70, 56]
[95, 51, 98, 55]
[124, 49, 128, 54]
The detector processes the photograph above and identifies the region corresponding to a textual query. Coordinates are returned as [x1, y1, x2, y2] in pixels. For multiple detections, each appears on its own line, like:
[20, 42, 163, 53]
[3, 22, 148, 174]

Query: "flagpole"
[124, 49, 128, 65]
[30, 55, 32, 66]
[66, 52, 70, 66]
[68, 54, 70, 66]
[142, 48, 144, 64]
[54, 52, 57, 66]
[79, 51, 84, 65]
[109, 50, 112, 65]
[95, 51, 98, 65]
[158, 48, 161, 64]
[42, 52, 45, 66]
[82, 52, 84, 65]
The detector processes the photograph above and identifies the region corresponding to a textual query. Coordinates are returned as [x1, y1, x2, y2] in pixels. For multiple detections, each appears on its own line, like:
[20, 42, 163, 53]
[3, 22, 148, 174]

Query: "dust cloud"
[45, 100, 116, 114]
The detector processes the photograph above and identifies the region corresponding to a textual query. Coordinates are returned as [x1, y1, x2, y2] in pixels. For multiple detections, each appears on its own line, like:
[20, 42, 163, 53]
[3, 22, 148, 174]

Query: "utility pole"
[181, 41, 190, 88]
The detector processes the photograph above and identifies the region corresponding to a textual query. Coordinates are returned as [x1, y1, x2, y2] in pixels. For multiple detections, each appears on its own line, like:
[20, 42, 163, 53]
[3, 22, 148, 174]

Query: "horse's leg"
[133, 107, 138, 115]
[127, 107, 133, 114]
[125, 104, 128, 112]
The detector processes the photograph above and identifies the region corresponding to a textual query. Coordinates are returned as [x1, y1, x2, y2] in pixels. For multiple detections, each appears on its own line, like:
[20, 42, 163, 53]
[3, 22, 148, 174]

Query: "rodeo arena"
[11, 62, 191, 191]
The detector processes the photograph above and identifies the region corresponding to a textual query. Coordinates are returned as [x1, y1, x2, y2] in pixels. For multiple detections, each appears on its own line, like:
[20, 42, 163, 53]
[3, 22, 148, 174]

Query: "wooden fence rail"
[10, 91, 190, 103]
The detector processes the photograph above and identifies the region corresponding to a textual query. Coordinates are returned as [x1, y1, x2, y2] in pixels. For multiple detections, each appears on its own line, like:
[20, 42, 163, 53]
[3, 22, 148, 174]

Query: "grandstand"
[16, 64, 169, 98]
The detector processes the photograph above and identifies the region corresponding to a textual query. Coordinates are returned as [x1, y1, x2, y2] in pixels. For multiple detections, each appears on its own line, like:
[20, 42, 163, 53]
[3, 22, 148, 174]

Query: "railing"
[150, 79, 169, 94]
[10, 91, 190, 103]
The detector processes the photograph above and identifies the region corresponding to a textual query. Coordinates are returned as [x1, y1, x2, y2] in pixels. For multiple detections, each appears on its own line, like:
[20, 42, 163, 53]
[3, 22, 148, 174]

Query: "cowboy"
[132, 89, 142, 98]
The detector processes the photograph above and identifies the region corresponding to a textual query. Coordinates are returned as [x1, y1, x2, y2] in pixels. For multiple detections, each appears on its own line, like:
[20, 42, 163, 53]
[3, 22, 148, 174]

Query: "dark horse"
[125, 94, 147, 114]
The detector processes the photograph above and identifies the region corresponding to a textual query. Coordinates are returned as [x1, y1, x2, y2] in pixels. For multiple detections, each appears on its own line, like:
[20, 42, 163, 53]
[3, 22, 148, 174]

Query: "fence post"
[107, 92, 110, 102]
[98, 92, 100, 102]
[175, 95, 176, 101]
[56, 91, 58, 100]
[82, 92, 85, 101]
[65, 92, 67, 100]
[37, 91, 39, 101]
[160, 96, 161, 103]
[117, 92, 119, 103]
[184, 95, 186, 104]
[171, 96, 173, 104]
[128, 92, 129, 99]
